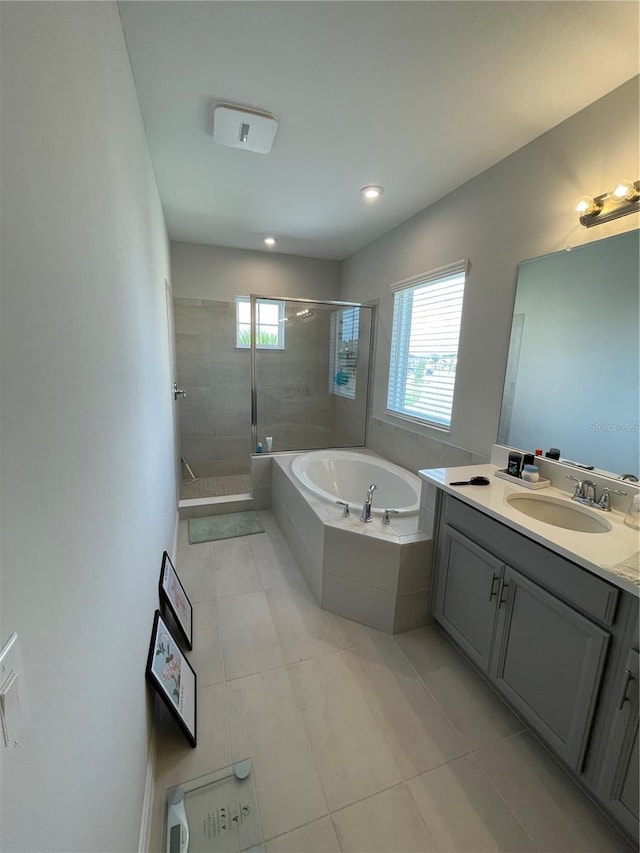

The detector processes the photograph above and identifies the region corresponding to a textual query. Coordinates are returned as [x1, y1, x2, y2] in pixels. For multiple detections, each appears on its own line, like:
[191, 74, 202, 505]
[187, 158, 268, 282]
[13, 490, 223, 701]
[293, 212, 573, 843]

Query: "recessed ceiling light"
[262, 236, 277, 247]
[361, 185, 383, 201]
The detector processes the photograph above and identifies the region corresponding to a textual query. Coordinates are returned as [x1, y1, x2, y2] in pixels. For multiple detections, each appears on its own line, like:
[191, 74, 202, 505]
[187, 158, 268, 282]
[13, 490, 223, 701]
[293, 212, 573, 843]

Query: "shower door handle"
[173, 383, 186, 400]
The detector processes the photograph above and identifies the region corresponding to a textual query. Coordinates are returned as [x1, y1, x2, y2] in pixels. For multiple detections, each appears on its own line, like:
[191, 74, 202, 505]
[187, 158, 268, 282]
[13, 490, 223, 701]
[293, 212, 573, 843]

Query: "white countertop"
[419, 464, 640, 597]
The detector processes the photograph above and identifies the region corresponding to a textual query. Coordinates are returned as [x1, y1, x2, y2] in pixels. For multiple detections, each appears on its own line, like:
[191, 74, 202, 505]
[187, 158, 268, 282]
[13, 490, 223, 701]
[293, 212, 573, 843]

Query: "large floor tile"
[395, 623, 464, 675]
[175, 541, 216, 603]
[267, 584, 339, 665]
[227, 668, 328, 841]
[255, 510, 286, 542]
[187, 600, 223, 687]
[249, 534, 308, 591]
[219, 591, 285, 680]
[212, 537, 263, 598]
[408, 754, 534, 853]
[397, 624, 523, 750]
[287, 652, 403, 811]
[325, 611, 388, 650]
[265, 817, 340, 853]
[154, 682, 231, 792]
[332, 784, 439, 853]
[344, 636, 467, 778]
[476, 731, 633, 852]
[177, 518, 190, 550]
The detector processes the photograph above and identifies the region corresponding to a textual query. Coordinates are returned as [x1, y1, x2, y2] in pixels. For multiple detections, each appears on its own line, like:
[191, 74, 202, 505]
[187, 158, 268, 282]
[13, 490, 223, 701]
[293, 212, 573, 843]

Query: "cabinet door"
[433, 525, 503, 672]
[599, 648, 639, 844]
[490, 566, 609, 770]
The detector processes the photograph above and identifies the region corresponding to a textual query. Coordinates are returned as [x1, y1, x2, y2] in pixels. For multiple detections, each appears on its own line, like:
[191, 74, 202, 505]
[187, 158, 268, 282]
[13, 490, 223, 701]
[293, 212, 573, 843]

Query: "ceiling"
[119, 1, 639, 261]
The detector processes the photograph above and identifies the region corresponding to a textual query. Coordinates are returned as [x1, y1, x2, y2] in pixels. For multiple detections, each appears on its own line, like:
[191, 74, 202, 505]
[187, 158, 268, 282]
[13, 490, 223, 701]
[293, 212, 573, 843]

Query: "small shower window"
[329, 307, 359, 399]
[236, 297, 285, 349]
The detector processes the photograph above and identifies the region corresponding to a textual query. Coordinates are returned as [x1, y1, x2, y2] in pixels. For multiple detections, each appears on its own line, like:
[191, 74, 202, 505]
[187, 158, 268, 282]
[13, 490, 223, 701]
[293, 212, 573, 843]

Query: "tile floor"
[149, 511, 633, 853]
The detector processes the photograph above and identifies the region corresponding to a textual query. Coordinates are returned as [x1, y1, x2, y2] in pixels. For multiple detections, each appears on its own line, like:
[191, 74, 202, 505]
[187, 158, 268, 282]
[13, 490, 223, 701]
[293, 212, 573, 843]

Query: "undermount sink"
[506, 493, 613, 534]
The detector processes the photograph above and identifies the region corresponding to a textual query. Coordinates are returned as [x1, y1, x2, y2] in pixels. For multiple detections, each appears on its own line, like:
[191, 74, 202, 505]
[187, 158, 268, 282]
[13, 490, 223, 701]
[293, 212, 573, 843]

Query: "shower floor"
[180, 473, 251, 501]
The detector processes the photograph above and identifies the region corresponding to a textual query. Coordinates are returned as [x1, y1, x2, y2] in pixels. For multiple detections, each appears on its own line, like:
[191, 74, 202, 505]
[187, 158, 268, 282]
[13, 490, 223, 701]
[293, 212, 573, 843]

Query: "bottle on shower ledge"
[256, 442, 263, 453]
[265, 436, 273, 453]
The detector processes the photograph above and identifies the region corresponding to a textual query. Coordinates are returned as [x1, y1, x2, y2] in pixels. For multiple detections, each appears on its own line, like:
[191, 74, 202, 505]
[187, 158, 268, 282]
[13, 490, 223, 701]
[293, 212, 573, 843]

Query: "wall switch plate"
[0, 633, 24, 748]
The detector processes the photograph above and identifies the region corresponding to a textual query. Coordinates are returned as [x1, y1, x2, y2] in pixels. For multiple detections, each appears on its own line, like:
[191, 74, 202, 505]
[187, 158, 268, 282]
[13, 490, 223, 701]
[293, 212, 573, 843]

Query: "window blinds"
[387, 260, 468, 429]
[329, 307, 359, 398]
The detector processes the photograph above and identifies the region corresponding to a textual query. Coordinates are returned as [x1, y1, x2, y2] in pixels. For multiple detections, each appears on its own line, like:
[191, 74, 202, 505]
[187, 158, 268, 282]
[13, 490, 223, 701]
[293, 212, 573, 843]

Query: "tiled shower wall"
[256, 309, 339, 451]
[175, 298, 371, 478]
[175, 297, 251, 478]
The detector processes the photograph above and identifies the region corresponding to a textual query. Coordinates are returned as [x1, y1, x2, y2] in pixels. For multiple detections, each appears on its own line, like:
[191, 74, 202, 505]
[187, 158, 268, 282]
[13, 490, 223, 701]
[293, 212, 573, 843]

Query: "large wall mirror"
[498, 229, 639, 478]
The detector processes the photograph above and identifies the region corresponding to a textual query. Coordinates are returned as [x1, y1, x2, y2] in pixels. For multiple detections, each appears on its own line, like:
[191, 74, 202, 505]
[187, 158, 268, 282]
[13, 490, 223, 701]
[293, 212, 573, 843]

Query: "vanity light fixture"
[262, 236, 277, 248]
[360, 185, 384, 201]
[576, 178, 640, 227]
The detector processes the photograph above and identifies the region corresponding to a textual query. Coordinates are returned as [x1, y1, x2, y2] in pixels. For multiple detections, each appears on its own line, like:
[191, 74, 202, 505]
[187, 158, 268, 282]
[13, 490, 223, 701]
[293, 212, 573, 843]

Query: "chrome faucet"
[336, 500, 350, 519]
[360, 483, 377, 522]
[567, 475, 627, 511]
[582, 480, 597, 504]
[597, 486, 628, 512]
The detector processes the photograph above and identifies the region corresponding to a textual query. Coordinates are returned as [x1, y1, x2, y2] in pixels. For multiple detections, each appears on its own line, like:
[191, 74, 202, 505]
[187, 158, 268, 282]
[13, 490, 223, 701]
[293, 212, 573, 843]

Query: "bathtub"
[291, 449, 421, 517]
[273, 449, 432, 634]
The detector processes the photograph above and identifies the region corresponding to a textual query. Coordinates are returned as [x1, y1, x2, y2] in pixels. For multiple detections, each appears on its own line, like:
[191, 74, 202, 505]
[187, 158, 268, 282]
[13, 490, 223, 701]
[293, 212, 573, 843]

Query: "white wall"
[0, 4, 177, 851]
[171, 241, 341, 302]
[340, 77, 640, 467]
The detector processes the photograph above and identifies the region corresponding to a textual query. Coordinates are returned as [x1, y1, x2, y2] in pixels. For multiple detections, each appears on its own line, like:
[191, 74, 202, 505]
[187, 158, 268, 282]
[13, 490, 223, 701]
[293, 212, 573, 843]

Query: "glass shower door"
[252, 297, 373, 453]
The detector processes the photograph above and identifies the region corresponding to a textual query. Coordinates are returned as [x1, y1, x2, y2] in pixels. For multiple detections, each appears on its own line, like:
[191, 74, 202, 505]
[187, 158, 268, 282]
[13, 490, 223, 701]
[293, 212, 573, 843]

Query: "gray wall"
[171, 241, 342, 301]
[340, 77, 640, 473]
[0, 4, 177, 851]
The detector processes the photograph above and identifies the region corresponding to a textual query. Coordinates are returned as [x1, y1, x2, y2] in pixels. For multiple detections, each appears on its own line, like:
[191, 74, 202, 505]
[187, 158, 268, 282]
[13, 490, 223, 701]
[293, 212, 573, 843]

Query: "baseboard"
[137, 725, 157, 853]
[172, 510, 180, 563]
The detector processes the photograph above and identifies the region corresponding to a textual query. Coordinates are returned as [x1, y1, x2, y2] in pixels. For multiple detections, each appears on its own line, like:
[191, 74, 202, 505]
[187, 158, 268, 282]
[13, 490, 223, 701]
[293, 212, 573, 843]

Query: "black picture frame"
[159, 551, 193, 651]
[146, 610, 197, 748]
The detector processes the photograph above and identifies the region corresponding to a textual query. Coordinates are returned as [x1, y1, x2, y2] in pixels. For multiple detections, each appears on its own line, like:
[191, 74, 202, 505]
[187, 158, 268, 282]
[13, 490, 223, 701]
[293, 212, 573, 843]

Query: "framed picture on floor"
[159, 550, 193, 650]
[146, 610, 197, 748]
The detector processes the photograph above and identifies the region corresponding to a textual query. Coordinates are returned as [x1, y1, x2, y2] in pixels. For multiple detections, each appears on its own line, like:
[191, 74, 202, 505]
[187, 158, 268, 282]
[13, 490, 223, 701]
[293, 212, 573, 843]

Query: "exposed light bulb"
[262, 236, 277, 247]
[575, 195, 597, 216]
[360, 185, 383, 201]
[610, 179, 637, 201]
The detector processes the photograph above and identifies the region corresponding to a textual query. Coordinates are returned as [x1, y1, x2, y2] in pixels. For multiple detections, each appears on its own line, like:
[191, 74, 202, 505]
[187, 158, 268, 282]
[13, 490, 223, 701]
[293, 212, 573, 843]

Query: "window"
[387, 260, 468, 430]
[236, 297, 285, 349]
[329, 307, 360, 399]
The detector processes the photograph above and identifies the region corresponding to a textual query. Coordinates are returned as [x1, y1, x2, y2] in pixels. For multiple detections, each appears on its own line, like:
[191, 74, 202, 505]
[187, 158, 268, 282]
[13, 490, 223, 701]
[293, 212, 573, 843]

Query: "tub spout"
[360, 483, 378, 522]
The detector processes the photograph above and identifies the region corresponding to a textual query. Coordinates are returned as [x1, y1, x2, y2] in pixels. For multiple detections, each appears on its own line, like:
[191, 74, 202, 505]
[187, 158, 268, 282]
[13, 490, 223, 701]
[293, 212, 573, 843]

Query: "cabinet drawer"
[443, 496, 619, 625]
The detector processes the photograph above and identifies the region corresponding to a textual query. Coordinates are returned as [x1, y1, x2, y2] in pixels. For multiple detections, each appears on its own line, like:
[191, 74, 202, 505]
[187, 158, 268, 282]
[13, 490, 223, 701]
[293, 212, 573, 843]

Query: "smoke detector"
[212, 102, 279, 154]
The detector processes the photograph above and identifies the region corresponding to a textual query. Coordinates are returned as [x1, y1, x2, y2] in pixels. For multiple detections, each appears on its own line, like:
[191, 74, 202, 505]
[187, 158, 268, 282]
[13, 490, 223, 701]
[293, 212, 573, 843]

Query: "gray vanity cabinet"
[433, 525, 503, 671]
[431, 492, 636, 842]
[490, 565, 609, 770]
[598, 646, 639, 841]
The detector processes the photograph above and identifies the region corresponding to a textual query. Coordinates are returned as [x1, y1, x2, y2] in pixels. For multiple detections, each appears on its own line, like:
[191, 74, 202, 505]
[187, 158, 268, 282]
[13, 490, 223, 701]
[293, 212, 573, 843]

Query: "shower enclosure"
[174, 295, 374, 501]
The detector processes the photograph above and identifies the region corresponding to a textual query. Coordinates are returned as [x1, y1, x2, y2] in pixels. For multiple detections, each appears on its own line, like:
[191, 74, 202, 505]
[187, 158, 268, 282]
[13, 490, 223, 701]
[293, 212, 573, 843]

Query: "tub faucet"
[360, 483, 377, 522]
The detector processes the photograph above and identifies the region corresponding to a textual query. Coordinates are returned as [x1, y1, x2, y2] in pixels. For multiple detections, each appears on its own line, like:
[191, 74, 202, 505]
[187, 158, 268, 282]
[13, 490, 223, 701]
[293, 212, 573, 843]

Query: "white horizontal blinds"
[329, 307, 359, 398]
[387, 260, 468, 429]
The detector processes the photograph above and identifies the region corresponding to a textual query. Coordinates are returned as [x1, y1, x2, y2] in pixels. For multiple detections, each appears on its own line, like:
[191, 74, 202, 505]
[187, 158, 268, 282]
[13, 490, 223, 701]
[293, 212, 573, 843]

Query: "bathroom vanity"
[420, 464, 639, 845]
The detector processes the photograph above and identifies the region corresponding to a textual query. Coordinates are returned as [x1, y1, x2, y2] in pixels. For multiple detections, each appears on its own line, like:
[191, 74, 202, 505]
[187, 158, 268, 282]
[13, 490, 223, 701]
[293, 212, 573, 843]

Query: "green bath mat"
[188, 511, 264, 544]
